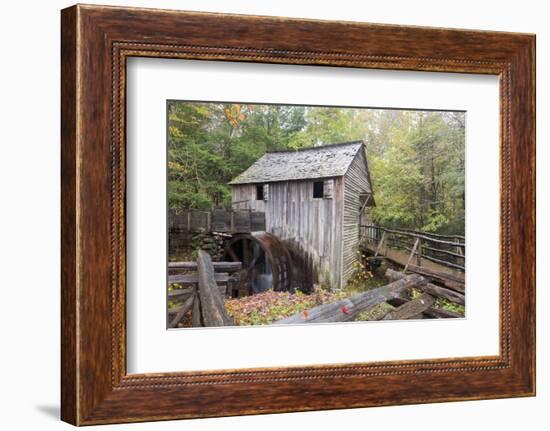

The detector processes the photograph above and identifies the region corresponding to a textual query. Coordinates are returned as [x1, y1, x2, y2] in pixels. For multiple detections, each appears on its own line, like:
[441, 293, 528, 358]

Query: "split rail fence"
[360, 224, 465, 272]
[168, 250, 465, 328]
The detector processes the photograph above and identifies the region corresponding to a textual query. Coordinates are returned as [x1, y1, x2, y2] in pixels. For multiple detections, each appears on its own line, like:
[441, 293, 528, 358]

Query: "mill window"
[313, 181, 324, 198]
[256, 184, 264, 200]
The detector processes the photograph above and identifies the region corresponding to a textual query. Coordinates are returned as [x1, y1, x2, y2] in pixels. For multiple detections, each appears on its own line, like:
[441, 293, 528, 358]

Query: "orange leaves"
[223, 104, 246, 129]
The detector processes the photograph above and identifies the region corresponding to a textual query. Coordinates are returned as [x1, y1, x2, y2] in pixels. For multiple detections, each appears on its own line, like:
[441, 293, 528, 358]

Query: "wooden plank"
[169, 273, 230, 285]
[211, 210, 231, 232]
[168, 261, 242, 272]
[167, 286, 195, 298]
[422, 283, 465, 305]
[374, 226, 465, 247]
[386, 268, 465, 304]
[250, 211, 266, 231]
[422, 244, 465, 259]
[381, 293, 435, 320]
[275, 274, 426, 324]
[170, 286, 226, 298]
[421, 253, 464, 271]
[261, 178, 344, 289]
[233, 210, 252, 232]
[404, 237, 419, 273]
[197, 250, 234, 326]
[361, 224, 465, 241]
[192, 293, 202, 327]
[190, 211, 209, 231]
[409, 265, 464, 284]
[169, 209, 266, 233]
[363, 240, 466, 285]
[386, 296, 463, 318]
[374, 231, 386, 257]
[423, 307, 463, 319]
[168, 294, 195, 328]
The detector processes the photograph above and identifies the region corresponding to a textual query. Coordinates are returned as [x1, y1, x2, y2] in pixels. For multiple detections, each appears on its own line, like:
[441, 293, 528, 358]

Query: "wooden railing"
[360, 224, 465, 272]
[168, 249, 466, 329]
[167, 252, 242, 328]
[275, 268, 465, 323]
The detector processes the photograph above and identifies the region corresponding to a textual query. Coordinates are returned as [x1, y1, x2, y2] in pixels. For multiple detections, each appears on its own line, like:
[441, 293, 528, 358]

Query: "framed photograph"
[61, 4, 535, 425]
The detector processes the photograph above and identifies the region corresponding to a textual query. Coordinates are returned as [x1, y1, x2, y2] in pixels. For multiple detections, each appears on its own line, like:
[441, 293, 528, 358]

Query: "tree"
[167, 101, 465, 235]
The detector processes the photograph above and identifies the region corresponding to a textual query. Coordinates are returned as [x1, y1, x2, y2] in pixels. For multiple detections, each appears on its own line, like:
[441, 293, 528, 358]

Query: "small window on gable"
[313, 181, 324, 199]
[256, 184, 264, 200]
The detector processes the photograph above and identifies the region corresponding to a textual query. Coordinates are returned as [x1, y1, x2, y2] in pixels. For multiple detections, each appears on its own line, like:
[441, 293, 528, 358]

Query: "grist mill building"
[229, 141, 375, 289]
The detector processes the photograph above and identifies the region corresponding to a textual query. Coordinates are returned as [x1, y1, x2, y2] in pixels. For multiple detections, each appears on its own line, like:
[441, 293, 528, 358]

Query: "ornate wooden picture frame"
[61, 4, 535, 425]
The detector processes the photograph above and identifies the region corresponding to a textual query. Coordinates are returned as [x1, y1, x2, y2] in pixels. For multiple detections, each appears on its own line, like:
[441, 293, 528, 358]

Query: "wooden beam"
[381, 294, 435, 320]
[374, 231, 386, 257]
[169, 273, 230, 285]
[404, 237, 420, 273]
[167, 286, 195, 299]
[197, 250, 234, 326]
[423, 307, 463, 319]
[406, 264, 465, 291]
[421, 253, 464, 271]
[386, 296, 463, 318]
[192, 293, 202, 327]
[168, 261, 242, 272]
[274, 274, 426, 324]
[372, 226, 465, 247]
[168, 294, 195, 328]
[386, 268, 465, 305]
[422, 283, 465, 306]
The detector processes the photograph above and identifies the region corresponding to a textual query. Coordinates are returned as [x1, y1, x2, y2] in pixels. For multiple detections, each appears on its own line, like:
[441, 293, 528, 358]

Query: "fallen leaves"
[225, 287, 349, 326]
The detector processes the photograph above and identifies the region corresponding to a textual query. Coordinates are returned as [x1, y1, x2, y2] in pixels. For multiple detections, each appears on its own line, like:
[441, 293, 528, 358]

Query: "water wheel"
[224, 231, 292, 296]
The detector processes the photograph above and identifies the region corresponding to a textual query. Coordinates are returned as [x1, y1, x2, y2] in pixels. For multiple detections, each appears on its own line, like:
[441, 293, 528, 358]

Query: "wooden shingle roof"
[229, 141, 365, 185]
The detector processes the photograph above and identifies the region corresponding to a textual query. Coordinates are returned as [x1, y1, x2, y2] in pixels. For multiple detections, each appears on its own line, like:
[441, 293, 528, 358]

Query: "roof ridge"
[229, 140, 366, 185]
[266, 140, 363, 154]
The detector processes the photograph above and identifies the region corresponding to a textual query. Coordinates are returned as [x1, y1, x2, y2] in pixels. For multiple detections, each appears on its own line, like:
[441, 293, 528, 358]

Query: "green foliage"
[367, 110, 465, 234]
[345, 250, 388, 291]
[435, 297, 465, 314]
[168, 101, 465, 235]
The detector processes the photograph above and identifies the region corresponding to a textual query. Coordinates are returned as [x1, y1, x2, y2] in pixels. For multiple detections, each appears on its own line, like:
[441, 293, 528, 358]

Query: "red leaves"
[224, 287, 348, 326]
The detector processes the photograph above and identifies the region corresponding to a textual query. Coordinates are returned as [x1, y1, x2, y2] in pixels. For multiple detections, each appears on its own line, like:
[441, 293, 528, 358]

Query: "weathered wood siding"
[231, 184, 266, 212]
[231, 149, 372, 289]
[232, 179, 344, 288]
[265, 179, 344, 288]
[342, 150, 373, 284]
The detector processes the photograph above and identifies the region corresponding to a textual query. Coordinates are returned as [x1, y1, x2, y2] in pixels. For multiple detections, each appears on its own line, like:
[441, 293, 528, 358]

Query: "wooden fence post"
[374, 231, 386, 257]
[416, 239, 422, 267]
[206, 211, 211, 232]
[197, 250, 234, 327]
[404, 237, 420, 273]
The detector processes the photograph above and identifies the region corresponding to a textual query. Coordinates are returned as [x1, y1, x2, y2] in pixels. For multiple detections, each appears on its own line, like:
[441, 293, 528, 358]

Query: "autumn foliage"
[225, 287, 350, 326]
